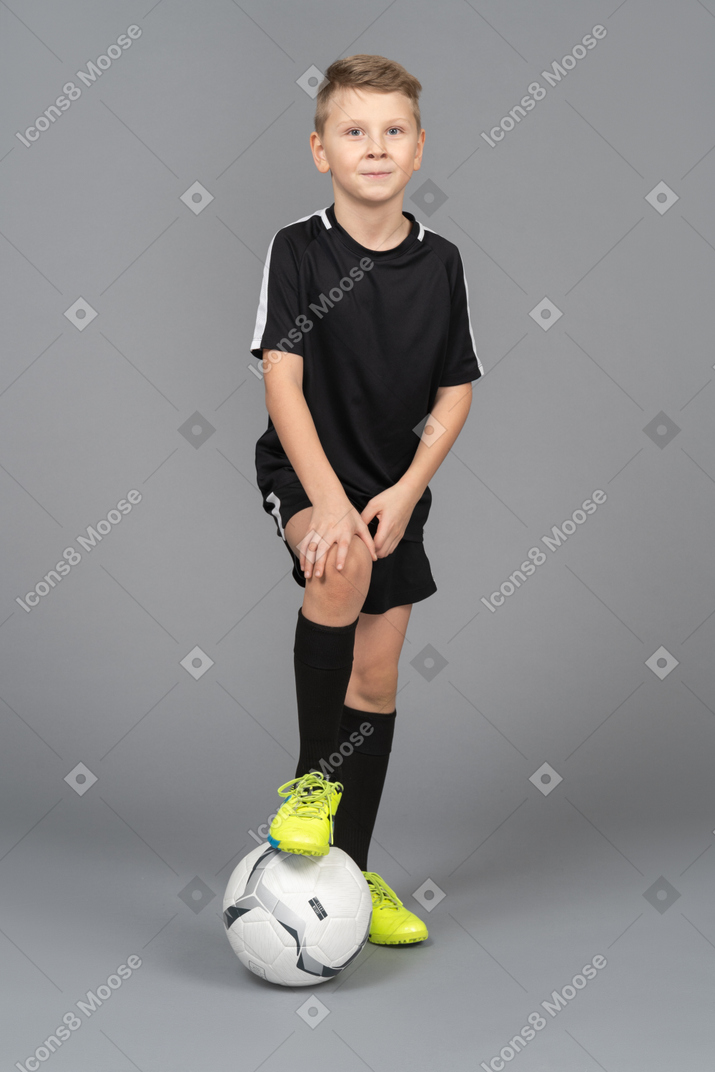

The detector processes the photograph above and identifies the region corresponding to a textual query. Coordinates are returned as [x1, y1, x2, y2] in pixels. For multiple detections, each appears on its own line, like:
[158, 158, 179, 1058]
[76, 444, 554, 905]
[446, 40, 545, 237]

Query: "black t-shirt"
[250, 202, 483, 541]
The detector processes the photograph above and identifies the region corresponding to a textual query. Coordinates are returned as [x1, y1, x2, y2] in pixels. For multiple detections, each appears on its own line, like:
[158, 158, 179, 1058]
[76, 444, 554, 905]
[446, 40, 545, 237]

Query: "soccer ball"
[223, 843, 372, 986]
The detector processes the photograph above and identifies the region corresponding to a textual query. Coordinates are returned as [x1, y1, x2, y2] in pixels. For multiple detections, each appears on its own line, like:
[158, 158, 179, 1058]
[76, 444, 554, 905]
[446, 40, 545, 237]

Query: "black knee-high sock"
[293, 606, 359, 780]
[330, 704, 396, 872]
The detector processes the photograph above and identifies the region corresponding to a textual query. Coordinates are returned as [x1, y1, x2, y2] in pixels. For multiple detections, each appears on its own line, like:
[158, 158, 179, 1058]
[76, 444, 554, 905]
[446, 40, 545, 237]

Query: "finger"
[306, 536, 320, 576]
[358, 526, 378, 561]
[298, 530, 314, 573]
[315, 536, 334, 578]
[336, 537, 351, 571]
[298, 530, 319, 576]
[365, 525, 378, 560]
[313, 536, 331, 578]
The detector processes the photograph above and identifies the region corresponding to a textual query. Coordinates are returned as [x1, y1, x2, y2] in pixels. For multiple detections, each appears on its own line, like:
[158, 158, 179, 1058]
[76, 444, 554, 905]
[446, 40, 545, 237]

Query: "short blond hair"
[314, 54, 422, 141]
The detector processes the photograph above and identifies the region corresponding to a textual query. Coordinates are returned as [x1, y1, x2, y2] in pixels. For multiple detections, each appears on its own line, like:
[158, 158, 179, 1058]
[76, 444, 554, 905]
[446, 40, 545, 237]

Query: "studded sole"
[279, 847, 328, 856]
[267, 835, 329, 857]
[368, 935, 427, 945]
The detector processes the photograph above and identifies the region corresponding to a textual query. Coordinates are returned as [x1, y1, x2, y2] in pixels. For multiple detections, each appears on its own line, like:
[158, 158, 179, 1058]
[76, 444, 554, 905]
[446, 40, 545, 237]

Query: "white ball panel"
[223, 842, 373, 987]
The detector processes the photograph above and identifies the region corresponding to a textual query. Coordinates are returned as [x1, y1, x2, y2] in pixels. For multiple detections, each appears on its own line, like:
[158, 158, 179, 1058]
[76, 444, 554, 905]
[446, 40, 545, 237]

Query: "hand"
[298, 495, 378, 579]
[360, 483, 421, 558]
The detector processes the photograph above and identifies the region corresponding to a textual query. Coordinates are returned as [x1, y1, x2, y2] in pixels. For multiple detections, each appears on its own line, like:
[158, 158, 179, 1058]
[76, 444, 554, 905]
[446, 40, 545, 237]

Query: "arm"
[262, 348, 378, 572]
[262, 349, 346, 506]
[396, 382, 474, 502]
[262, 347, 347, 505]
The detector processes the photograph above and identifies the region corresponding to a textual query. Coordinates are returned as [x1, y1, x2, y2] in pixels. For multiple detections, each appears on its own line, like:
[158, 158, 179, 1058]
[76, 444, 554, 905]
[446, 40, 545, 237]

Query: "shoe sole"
[267, 833, 329, 856]
[368, 934, 427, 945]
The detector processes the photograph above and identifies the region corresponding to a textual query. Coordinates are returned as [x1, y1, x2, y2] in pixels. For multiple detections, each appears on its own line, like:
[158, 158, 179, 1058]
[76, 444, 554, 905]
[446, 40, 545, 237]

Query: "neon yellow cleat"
[268, 772, 343, 856]
[362, 871, 429, 945]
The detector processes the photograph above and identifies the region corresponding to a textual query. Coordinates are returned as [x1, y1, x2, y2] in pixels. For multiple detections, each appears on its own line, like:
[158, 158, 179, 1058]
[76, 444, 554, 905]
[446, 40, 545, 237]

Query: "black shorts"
[259, 481, 437, 616]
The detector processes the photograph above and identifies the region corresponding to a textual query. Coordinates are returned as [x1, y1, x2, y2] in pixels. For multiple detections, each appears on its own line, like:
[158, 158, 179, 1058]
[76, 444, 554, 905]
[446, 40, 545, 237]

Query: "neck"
[332, 192, 410, 252]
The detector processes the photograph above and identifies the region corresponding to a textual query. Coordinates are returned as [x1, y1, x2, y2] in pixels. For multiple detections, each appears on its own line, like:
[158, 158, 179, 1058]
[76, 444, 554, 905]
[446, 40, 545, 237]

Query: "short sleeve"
[250, 229, 305, 361]
[439, 248, 484, 386]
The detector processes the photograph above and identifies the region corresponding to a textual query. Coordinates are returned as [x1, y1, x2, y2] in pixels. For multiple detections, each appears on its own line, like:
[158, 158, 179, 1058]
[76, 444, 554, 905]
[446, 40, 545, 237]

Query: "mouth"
[361, 171, 392, 178]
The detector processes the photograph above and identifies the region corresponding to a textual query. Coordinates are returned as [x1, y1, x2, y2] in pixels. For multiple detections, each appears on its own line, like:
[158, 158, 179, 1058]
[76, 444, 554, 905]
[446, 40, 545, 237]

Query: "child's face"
[311, 87, 424, 203]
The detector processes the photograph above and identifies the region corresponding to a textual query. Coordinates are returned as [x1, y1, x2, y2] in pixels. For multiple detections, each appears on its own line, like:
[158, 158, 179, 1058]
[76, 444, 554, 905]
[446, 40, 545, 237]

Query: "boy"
[250, 54, 483, 945]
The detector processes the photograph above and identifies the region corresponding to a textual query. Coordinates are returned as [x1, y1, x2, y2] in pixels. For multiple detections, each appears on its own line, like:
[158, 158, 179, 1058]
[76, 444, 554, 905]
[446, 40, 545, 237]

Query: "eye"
[347, 128, 362, 136]
[388, 127, 403, 135]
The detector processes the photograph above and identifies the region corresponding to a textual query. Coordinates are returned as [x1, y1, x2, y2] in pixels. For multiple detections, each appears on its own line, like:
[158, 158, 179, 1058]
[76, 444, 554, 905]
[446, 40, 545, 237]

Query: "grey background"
[2, 1, 714, 1069]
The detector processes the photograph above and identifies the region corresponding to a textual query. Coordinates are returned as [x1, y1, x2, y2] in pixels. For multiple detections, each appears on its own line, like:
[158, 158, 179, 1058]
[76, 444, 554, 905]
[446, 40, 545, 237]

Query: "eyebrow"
[335, 117, 411, 128]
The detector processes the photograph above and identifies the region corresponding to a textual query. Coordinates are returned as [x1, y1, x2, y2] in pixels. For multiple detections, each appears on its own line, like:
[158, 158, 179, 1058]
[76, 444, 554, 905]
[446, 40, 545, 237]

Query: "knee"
[307, 534, 372, 604]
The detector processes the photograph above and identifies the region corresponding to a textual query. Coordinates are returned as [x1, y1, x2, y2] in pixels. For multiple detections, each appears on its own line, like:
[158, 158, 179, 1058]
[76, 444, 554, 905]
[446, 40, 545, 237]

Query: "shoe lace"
[363, 872, 403, 912]
[276, 773, 343, 822]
